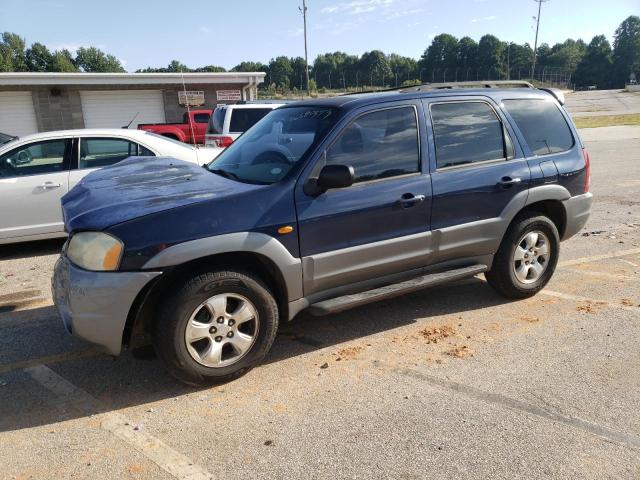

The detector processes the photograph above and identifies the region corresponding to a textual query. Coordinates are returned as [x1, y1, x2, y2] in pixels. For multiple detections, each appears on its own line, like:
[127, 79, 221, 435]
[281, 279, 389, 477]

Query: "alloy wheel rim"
[184, 293, 259, 368]
[512, 230, 551, 285]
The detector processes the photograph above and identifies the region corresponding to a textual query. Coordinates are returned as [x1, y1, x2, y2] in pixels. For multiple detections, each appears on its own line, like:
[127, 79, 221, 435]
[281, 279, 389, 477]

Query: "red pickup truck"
[138, 109, 211, 145]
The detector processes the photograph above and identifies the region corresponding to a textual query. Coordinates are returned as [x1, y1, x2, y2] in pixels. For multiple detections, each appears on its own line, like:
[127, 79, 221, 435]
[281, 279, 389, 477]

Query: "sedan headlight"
[66, 232, 124, 271]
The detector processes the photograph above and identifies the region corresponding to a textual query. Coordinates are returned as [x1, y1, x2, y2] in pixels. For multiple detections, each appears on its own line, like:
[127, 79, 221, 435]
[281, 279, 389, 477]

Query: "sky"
[3, 0, 638, 72]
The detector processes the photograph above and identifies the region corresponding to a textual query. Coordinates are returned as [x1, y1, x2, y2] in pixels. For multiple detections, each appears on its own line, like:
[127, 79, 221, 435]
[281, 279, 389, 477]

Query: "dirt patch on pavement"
[418, 325, 456, 344]
[335, 345, 364, 361]
[519, 315, 541, 323]
[576, 300, 607, 314]
[621, 298, 635, 307]
[446, 345, 474, 358]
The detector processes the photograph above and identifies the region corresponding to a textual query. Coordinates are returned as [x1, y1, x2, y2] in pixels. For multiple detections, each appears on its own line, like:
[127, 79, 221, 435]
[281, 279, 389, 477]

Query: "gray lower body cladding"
[52, 255, 161, 355]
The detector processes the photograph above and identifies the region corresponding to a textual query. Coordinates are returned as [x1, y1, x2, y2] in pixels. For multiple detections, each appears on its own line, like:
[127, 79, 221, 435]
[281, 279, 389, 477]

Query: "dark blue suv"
[53, 82, 592, 385]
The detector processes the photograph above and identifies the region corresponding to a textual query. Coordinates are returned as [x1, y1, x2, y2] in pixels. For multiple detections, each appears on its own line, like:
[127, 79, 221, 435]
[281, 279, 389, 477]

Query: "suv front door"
[295, 102, 433, 296]
[424, 97, 530, 263]
[0, 137, 72, 241]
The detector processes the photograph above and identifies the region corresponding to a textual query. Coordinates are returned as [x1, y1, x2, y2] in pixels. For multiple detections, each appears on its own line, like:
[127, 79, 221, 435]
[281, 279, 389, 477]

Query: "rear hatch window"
[502, 99, 574, 155]
[229, 108, 273, 133]
[208, 108, 226, 134]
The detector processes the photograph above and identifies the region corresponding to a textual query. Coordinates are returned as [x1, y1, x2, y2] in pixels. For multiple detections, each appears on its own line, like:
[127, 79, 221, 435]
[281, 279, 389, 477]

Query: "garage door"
[0, 92, 38, 137]
[80, 90, 165, 129]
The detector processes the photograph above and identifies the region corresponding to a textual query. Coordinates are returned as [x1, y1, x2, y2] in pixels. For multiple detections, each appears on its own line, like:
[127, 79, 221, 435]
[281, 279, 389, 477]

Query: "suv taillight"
[215, 136, 234, 148]
[582, 148, 591, 193]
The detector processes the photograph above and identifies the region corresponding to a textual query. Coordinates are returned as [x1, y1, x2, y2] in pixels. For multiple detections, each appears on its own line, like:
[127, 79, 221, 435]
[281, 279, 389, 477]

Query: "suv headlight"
[66, 232, 124, 271]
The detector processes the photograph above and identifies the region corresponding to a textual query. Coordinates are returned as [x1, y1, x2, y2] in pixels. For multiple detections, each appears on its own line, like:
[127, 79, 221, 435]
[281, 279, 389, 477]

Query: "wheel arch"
[123, 250, 291, 349]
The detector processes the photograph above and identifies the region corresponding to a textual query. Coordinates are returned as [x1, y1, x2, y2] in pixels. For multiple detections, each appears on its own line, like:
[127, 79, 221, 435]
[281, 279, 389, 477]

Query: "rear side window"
[229, 108, 273, 133]
[326, 106, 420, 183]
[194, 113, 210, 124]
[431, 102, 509, 169]
[502, 99, 574, 155]
[79, 138, 141, 169]
[209, 108, 226, 134]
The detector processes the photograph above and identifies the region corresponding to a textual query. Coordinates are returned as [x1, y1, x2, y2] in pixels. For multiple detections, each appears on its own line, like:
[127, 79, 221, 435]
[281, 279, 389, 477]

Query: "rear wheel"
[485, 214, 559, 298]
[153, 270, 279, 386]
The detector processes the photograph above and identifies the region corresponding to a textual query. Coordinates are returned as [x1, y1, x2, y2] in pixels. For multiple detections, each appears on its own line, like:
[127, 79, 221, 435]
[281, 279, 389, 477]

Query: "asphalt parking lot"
[1, 102, 640, 479]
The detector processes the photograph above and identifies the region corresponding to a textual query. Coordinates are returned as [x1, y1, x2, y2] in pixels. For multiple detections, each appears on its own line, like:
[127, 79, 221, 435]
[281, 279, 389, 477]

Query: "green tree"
[546, 39, 586, 72]
[388, 54, 417, 86]
[289, 56, 307, 90]
[420, 34, 458, 81]
[359, 50, 392, 87]
[194, 65, 226, 72]
[51, 49, 78, 72]
[1, 32, 27, 71]
[477, 34, 505, 79]
[268, 56, 293, 89]
[25, 42, 53, 71]
[75, 47, 125, 72]
[574, 35, 613, 88]
[231, 61, 268, 72]
[457, 36, 478, 74]
[507, 43, 534, 77]
[612, 15, 640, 87]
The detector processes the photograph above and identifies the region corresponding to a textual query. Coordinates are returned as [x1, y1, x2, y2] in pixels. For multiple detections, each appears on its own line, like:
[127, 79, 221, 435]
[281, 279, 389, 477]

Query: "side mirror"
[305, 164, 355, 196]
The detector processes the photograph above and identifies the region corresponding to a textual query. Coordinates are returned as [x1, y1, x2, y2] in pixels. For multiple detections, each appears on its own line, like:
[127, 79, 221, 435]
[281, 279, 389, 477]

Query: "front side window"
[229, 108, 273, 133]
[208, 106, 338, 184]
[502, 99, 574, 155]
[431, 102, 508, 169]
[0, 138, 69, 178]
[326, 106, 420, 183]
[79, 138, 141, 169]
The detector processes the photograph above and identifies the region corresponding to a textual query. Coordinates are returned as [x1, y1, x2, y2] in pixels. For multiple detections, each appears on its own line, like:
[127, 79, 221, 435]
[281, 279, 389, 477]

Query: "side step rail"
[308, 264, 488, 316]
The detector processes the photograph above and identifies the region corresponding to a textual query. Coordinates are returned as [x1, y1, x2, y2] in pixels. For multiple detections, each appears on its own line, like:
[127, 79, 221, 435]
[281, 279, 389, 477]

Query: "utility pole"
[531, 0, 549, 81]
[299, 0, 311, 97]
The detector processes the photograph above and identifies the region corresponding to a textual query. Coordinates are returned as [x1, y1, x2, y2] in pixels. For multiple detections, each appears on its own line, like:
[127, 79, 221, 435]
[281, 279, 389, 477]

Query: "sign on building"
[216, 90, 242, 101]
[178, 91, 205, 106]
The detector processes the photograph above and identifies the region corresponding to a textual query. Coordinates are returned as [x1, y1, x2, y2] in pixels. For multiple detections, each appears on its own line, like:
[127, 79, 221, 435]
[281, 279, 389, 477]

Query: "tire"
[153, 270, 279, 386]
[485, 214, 560, 299]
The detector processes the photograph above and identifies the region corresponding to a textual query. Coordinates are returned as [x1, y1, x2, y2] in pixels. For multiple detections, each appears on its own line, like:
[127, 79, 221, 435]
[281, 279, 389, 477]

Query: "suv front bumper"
[562, 192, 593, 240]
[52, 255, 162, 355]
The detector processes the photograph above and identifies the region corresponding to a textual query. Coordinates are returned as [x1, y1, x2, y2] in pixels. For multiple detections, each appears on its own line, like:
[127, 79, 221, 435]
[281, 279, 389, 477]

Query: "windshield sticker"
[292, 109, 333, 121]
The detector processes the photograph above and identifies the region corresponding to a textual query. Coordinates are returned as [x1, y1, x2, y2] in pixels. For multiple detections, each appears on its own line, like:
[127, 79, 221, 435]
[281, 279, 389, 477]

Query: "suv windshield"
[207, 106, 338, 185]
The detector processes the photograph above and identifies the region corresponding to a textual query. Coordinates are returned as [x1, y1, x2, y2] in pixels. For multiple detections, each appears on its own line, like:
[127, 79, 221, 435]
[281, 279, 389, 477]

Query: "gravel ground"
[1, 98, 639, 478]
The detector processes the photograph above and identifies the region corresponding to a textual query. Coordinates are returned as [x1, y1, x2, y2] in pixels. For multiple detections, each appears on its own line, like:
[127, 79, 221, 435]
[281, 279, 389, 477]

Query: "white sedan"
[0, 128, 219, 244]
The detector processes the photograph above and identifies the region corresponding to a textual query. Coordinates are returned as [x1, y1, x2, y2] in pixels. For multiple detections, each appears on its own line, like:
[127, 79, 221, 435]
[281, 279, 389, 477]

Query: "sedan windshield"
[207, 106, 337, 184]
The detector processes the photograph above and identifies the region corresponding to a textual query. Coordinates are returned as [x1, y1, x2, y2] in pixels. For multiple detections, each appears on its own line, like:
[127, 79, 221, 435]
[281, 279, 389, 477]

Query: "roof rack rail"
[400, 80, 534, 92]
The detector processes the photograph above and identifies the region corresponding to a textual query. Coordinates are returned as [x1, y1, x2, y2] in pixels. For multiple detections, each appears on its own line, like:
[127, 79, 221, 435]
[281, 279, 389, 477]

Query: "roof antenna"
[123, 111, 139, 129]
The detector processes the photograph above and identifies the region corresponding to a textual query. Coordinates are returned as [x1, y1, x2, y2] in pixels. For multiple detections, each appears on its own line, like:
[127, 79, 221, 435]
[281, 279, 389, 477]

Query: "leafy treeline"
[0, 33, 125, 73]
[1, 15, 638, 90]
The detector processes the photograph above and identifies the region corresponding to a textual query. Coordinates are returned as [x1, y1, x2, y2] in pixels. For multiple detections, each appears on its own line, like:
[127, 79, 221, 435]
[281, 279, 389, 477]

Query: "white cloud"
[199, 26, 211, 33]
[287, 27, 304, 37]
[388, 8, 424, 19]
[321, 0, 394, 16]
[471, 15, 496, 23]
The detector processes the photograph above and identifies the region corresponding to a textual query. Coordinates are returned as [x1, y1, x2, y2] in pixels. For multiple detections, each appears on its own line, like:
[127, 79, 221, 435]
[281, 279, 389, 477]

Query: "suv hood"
[62, 157, 262, 231]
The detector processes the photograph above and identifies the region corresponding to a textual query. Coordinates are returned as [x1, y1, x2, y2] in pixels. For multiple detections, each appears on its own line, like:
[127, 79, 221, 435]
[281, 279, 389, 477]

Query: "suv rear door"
[423, 96, 530, 263]
[295, 100, 432, 296]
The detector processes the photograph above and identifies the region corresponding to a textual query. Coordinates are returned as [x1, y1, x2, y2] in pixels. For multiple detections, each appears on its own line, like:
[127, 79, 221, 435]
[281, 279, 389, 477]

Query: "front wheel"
[485, 214, 560, 299]
[153, 270, 279, 386]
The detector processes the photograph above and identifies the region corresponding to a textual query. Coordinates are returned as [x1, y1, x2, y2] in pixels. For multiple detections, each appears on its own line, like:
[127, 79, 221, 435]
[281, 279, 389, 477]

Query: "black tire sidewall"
[154, 271, 278, 385]
[505, 217, 559, 293]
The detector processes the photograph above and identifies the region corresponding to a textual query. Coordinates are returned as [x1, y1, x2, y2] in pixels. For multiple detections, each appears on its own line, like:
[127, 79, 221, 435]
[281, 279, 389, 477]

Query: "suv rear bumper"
[561, 192, 593, 240]
[52, 255, 161, 355]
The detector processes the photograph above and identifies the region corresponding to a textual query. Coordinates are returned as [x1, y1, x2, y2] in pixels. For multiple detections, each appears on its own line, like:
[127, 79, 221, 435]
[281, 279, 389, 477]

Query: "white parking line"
[557, 247, 640, 267]
[541, 290, 639, 314]
[25, 365, 214, 480]
[562, 268, 640, 282]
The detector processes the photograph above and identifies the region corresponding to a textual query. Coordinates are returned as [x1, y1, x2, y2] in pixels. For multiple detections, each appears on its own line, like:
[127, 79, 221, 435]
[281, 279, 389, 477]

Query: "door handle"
[498, 176, 522, 186]
[38, 182, 62, 189]
[397, 193, 426, 208]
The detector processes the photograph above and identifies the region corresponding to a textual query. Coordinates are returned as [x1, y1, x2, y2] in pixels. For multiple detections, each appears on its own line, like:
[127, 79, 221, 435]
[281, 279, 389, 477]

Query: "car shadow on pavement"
[0, 277, 515, 432]
[0, 238, 65, 260]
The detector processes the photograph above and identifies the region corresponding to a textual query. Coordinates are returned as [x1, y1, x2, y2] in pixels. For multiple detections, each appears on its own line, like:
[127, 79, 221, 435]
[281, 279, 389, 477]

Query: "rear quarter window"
[209, 108, 226, 134]
[229, 108, 273, 133]
[502, 99, 574, 155]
